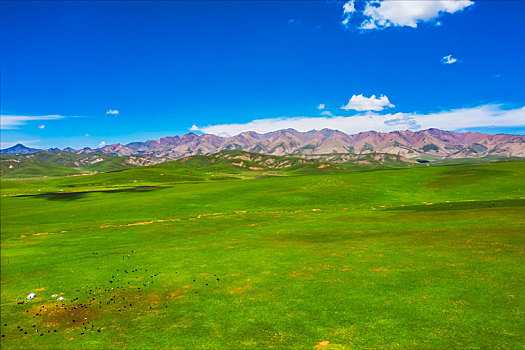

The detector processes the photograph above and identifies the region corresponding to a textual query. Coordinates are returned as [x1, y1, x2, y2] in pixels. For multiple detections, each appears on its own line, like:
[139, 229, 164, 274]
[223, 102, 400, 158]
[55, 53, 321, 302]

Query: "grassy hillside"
[0, 152, 160, 178]
[3, 149, 520, 180]
[0, 154, 81, 178]
[1, 160, 524, 348]
[27, 151, 137, 172]
[177, 150, 418, 175]
[177, 150, 327, 174]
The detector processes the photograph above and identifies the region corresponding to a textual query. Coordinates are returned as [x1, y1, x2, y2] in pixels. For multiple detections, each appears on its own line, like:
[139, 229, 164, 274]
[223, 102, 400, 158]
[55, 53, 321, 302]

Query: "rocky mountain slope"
[2, 128, 524, 160]
[177, 150, 416, 173]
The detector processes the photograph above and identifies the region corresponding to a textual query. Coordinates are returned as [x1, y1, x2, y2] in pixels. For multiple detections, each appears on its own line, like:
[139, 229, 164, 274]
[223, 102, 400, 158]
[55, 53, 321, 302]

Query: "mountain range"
[2, 128, 524, 160]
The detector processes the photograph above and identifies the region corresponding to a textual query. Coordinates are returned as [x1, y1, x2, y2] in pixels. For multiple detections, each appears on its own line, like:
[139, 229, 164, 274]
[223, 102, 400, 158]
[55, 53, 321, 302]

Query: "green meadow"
[1, 158, 524, 348]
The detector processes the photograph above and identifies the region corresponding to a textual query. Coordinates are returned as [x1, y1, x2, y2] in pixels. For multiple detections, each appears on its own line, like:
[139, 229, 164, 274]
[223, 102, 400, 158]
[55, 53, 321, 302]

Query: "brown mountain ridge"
[3, 128, 524, 160]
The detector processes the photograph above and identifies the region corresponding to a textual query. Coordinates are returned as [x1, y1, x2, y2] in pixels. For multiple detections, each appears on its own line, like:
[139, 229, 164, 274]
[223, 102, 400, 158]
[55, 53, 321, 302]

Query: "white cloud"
[1, 115, 65, 130]
[342, 0, 356, 26]
[190, 104, 525, 136]
[342, 0, 474, 30]
[106, 109, 119, 116]
[441, 54, 457, 64]
[317, 104, 325, 110]
[321, 110, 336, 117]
[85, 133, 90, 137]
[190, 124, 200, 131]
[99, 141, 106, 147]
[38, 124, 45, 129]
[341, 94, 395, 111]
[343, 0, 356, 14]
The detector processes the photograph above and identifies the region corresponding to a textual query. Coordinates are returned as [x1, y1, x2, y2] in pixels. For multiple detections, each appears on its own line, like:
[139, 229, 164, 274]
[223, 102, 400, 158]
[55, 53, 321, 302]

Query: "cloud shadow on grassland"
[15, 186, 162, 201]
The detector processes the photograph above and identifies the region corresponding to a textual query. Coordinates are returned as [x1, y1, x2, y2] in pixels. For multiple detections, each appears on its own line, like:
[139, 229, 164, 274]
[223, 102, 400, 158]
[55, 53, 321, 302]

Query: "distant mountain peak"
[0, 143, 42, 155]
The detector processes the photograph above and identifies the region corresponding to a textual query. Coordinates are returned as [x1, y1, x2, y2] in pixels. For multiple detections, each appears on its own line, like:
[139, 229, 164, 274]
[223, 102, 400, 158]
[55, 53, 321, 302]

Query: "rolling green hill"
[3, 149, 522, 180]
[0, 154, 81, 178]
[177, 150, 417, 173]
[0, 152, 160, 178]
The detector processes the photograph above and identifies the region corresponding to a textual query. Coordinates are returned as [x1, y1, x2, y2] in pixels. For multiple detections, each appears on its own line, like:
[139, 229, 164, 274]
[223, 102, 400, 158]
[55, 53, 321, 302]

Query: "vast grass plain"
[1, 156, 524, 349]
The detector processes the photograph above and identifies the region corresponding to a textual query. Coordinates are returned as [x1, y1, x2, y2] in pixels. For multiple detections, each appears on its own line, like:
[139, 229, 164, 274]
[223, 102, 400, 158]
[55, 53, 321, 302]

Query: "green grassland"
[1, 155, 524, 349]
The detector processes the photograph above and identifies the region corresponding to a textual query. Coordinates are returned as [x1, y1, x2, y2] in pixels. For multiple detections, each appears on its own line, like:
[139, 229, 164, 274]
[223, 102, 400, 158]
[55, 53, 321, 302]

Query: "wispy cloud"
[341, 94, 394, 111]
[106, 109, 119, 116]
[317, 104, 325, 110]
[38, 124, 46, 129]
[342, 0, 474, 31]
[1, 115, 66, 130]
[99, 141, 106, 147]
[342, 0, 356, 26]
[190, 105, 525, 136]
[441, 54, 458, 64]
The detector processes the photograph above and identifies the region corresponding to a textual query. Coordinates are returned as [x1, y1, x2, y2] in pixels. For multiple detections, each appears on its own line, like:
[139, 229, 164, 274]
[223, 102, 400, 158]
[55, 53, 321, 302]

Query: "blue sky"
[1, 0, 524, 149]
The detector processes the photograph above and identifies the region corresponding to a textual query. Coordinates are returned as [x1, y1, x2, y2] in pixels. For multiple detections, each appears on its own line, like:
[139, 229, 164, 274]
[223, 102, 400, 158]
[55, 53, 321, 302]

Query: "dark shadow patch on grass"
[387, 199, 525, 212]
[15, 186, 162, 201]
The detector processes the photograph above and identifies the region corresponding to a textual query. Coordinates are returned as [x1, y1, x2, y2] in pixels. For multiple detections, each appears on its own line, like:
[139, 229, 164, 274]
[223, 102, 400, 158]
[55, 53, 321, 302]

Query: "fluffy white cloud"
[341, 94, 395, 111]
[38, 124, 45, 129]
[106, 109, 119, 115]
[317, 104, 325, 110]
[342, 0, 474, 30]
[1, 115, 65, 130]
[190, 105, 525, 136]
[441, 54, 458, 64]
[99, 141, 106, 147]
[343, 0, 356, 14]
